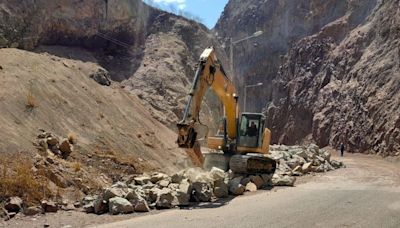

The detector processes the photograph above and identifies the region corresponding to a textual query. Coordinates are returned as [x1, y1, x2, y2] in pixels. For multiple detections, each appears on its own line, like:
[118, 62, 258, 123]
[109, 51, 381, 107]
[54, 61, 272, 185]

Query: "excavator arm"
[177, 47, 238, 164]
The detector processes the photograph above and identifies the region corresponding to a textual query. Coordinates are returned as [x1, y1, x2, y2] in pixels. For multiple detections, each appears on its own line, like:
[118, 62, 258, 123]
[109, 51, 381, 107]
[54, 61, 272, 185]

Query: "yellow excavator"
[177, 47, 276, 174]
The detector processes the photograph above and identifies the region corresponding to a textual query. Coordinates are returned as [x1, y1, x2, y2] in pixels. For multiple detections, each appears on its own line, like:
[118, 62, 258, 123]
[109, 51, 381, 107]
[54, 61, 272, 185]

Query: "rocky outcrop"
[267, 0, 400, 155]
[215, 0, 377, 112]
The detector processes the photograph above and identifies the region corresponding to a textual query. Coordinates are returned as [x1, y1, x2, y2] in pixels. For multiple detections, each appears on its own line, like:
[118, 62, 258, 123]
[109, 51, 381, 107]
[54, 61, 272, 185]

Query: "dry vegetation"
[67, 132, 77, 144]
[0, 154, 50, 206]
[25, 90, 37, 109]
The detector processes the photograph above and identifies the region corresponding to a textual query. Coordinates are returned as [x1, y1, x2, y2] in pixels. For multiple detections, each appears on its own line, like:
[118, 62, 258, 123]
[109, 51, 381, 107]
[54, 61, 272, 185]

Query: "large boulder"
[5, 197, 23, 213]
[210, 167, 225, 181]
[228, 177, 245, 195]
[93, 197, 108, 215]
[156, 188, 177, 209]
[213, 179, 228, 198]
[41, 200, 58, 213]
[59, 139, 73, 158]
[134, 199, 150, 212]
[102, 187, 127, 201]
[174, 179, 191, 206]
[191, 182, 212, 202]
[272, 174, 296, 187]
[148, 188, 161, 203]
[108, 197, 134, 215]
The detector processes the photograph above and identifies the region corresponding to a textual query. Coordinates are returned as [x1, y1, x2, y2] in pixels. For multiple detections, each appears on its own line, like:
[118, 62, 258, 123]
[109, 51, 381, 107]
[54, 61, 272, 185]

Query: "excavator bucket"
[177, 123, 197, 148]
[177, 123, 204, 167]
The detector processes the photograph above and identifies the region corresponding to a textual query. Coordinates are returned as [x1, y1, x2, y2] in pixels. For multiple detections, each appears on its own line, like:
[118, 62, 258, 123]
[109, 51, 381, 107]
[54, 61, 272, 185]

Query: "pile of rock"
[1, 196, 76, 220]
[268, 144, 345, 185]
[78, 144, 344, 215]
[35, 130, 74, 159]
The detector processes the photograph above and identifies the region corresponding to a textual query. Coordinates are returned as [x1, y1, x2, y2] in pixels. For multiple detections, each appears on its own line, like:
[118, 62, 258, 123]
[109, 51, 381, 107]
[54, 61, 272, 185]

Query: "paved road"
[95, 153, 400, 228]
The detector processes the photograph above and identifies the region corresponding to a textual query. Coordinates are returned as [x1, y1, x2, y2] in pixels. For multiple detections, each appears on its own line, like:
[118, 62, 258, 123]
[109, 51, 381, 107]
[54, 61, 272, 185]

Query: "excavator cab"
[237, 113, 265, 148]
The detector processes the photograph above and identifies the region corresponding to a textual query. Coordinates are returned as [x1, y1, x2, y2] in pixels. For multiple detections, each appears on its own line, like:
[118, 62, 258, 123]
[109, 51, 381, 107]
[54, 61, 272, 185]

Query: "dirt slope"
[0, 48, 187, 189]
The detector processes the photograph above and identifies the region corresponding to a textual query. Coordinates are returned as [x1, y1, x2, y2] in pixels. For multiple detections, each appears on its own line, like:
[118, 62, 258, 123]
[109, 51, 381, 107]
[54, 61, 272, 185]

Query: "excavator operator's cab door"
[237, 113, 265, 148]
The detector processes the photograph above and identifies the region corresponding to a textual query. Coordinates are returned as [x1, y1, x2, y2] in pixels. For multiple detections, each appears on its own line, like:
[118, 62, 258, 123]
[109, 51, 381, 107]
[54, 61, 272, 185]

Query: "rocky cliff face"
[217, 0, 400, 155]
[267, 0, 400, 155]
[215, 0, 377, 112]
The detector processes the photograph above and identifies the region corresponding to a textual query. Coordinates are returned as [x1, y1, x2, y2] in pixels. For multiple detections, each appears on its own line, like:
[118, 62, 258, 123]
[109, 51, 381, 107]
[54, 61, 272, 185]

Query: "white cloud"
[153, 0, 186, 9]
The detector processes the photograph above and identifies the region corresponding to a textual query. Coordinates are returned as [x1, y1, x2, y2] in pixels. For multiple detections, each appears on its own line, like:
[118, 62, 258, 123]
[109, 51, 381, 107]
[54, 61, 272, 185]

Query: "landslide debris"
[79, 144, 343, 215]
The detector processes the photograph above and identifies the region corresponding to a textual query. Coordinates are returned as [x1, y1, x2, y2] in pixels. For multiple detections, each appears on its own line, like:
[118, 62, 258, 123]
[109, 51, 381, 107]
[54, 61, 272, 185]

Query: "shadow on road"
[182, 186, 275, 210]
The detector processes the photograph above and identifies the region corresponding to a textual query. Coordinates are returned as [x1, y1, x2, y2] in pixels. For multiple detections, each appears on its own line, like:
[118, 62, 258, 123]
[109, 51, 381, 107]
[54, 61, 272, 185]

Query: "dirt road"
[95, 153, 400, 228]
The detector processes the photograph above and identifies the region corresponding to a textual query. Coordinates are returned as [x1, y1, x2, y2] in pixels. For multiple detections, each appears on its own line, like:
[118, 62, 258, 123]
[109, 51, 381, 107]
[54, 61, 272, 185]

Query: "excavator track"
[229, 154, 276, 175]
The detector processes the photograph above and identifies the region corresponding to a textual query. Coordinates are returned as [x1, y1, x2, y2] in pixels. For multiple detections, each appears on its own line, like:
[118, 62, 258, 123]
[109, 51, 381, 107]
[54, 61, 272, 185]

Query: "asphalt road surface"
[95, 153, 400, 228]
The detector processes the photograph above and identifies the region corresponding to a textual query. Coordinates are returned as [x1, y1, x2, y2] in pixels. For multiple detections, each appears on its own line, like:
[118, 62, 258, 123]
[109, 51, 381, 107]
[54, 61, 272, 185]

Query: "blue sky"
[144, 0, 229, 28]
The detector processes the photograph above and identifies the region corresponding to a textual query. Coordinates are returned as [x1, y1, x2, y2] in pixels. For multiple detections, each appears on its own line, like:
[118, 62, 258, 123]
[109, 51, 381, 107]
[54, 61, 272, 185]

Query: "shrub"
[0, 155, 49, 205]
[26, 90, 37, 109]
[68, 132, 77, 144]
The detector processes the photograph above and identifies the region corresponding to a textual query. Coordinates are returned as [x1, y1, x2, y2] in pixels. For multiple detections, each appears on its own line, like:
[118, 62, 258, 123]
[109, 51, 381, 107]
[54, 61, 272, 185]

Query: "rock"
[158, 179, 170, 188]
[174, 180, 191, 206]
[134, 175, 151, 185]
[125, 189, 145, 203]
[148, 188, 161, 203]
[111, 181, 128, 189]
[61, 204, 76, 211]
[102, 187, 127, 201]
[228, 177, 245, 195]
[59, 139, 73, 158]
[134, 199, 150, 212]
[322, 150, 331, 162]
[245, 182, 258, 192]
[330, 160, 343, 169]
[83, 203, 95, 213]
[90, 68, 111, 86]
[286, 158, 301, 169]
[213, 179, 228, 198]
[150, 172, 169, 183]
[209, 167, 225, 181]
[23, 206, 42, 216]
[240, 177, 251, 186]
[93, 197, 108, 215]
[108, 197, 134, 215]
[272, 175, 296, 186]
[302, 162, 313, 173]
[46, 137, 59, 146]
[192, 182, 212, 202]
[296, 150, 308, 159]
[156, 188, 177, 209]
[5, 197, 23, 213]
[168, 183, 180, 191]
[171, 172, 184, 184]
[260, 174, 273, 186]
[249, 175, 264, 188]
[41, 200, 58, 213]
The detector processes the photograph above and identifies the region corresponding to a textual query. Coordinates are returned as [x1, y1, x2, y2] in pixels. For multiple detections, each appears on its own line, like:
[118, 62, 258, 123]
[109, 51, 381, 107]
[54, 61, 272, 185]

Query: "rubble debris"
[80, 144, 344, 216]
[35, 130, 74, 159]
[5, 197, 23, 213]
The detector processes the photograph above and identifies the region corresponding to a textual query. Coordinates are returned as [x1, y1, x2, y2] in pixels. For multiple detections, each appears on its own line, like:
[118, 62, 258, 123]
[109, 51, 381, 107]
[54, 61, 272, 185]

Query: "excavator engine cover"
[229, 155, 276, 175]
